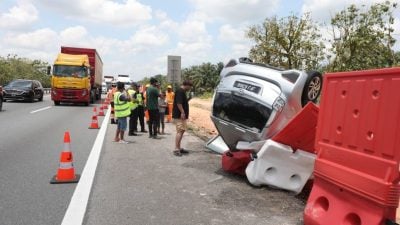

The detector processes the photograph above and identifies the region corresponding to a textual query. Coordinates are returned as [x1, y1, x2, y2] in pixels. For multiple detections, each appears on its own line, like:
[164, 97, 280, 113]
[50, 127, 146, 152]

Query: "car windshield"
[7, 80, 32, 88]
[53, 65, 87, 77]
[212, 92, 271, 132]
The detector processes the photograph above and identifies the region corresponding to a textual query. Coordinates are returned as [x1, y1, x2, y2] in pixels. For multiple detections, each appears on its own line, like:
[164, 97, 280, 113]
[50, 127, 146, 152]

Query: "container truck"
[51, 46, 103, 106]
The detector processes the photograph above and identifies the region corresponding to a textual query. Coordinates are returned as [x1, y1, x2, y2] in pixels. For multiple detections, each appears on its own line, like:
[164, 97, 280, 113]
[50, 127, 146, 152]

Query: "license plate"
[233, 81, 261, 94]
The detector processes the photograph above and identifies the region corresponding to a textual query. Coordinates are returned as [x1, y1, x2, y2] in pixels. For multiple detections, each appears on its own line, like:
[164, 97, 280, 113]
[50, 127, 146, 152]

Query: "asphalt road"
[84, 121, 307, 225]
[0, 95, 104, 225]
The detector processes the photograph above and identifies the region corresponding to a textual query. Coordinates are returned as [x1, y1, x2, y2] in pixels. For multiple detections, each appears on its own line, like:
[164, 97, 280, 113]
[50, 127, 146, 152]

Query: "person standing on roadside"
[146, 78, 160, 139]
[166, 85, 174, 123]
[108, 82, 117, 124]
[127, 82, 138, 136]
[134, 84, 146, 133]
[158, 91, 167, 135]
[114, 82, 131, 143]
[172, 80, 193, 156]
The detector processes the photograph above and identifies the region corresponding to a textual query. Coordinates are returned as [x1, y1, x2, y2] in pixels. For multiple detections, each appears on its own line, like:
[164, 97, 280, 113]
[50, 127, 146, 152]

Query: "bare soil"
[187, 98, 218, 141]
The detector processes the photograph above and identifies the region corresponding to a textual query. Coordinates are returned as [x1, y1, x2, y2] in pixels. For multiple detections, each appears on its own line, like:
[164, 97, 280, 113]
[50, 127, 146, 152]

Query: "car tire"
[54, 101, 60, 106]
[39, 95, 43, 101]
[0, 98, 3, 111]
[301, 71, 322, 106]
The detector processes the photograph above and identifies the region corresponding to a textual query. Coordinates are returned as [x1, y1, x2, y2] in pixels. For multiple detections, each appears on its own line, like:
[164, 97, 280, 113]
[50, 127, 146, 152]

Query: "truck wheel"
[0, 98, 3, 111]
[84, 102, 89, 106]
[54, 101, 60, 106]
[301, 71, 322, 106]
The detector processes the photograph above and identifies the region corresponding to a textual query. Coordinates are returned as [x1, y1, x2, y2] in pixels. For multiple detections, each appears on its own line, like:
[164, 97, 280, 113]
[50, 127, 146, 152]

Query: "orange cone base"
[50, 174, 80, 184]
[88, 126, 100, 129]
[98, 112, 105, 116]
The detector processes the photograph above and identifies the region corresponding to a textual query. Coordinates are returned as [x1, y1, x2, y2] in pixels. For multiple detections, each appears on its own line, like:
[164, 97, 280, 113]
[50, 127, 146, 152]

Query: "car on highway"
[211, 57, 322, 150]
[3, 79, 44, 102]
[0, 85, 3, 111]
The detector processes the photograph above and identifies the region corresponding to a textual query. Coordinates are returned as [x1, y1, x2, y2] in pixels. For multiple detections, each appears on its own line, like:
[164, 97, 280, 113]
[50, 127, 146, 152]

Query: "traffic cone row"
[98, 105, 105, 116]
[89, 107, 100, 129]
[50, 131, 80, 184]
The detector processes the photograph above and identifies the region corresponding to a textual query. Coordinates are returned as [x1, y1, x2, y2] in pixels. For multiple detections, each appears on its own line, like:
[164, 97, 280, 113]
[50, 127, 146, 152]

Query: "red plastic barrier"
[315, 68, 400, 205]
[305, 68, 400, 225]
[272, 102, 319, 154]
[221, 150, 252, 176]
[304, 176, 397, 225]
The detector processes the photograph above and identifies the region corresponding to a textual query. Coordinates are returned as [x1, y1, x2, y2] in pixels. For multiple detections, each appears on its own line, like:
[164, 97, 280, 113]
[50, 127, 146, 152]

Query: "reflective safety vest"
[114, 91, 131, 118]
[136, 93, 144, 106]
[166, 91, 174, 104]
[127, 89, 138, 110]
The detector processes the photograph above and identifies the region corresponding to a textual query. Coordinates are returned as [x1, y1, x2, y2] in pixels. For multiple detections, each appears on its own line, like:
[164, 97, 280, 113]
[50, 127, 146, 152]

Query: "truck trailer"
[51, 46, 103, 106]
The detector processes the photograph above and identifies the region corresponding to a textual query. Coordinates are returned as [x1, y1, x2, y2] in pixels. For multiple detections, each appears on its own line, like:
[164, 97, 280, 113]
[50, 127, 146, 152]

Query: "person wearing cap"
[166, 85, 174, 123]
[146, 77, 161, 139]
[172, 80, 193, 156]
[127, 82, 138, 136]
[114, 82, 131, 143]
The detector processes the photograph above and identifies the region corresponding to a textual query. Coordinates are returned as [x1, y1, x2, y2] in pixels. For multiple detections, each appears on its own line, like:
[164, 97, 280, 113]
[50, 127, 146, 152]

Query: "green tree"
[0, 55, 50, 87]
[328, 1, 398, 71]
[182, 62, 222, 95]
[247, 13, 325, 70]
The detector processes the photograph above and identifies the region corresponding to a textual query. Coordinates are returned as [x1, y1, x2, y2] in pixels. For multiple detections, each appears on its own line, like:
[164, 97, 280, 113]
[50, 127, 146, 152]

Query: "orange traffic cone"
[50, 132, 80, 184]
[98, 106, 105, 116]
[88, 114, 100, 129]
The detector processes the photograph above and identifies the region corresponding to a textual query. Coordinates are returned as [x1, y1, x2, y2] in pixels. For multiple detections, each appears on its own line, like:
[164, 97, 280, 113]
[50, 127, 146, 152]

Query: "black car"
[3, 79, 44, 102]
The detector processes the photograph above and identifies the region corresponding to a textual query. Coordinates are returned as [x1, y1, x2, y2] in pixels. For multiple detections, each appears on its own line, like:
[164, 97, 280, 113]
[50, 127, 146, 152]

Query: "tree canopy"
[0, 55, 50, 87]
[328, 1, 398, 71]
[247, 13, 325, 70]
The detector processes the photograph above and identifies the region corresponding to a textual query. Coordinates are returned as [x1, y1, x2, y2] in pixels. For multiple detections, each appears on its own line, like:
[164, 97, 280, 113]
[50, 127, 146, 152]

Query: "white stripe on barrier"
[61, 105, 110, 225]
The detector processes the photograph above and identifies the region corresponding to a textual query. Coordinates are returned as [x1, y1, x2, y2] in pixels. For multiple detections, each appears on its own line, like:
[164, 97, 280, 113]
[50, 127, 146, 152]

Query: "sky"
[0, 0, 399, 81]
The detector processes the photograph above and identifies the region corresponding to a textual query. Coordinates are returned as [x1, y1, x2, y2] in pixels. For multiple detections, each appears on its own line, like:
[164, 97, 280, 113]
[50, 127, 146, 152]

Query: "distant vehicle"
[104, 75, 115, 91]
[117, 74, 132, 88]
[211, 57, 322, 150]
[0, 85, 3, 111]
[3, 79, 44, 103]
[102, 82, 107, 94]
[51, 46, 103, 106]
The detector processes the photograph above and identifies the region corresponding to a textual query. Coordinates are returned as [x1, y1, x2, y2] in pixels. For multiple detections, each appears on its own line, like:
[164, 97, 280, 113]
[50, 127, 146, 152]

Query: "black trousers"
[137, 106, 145, 131]
[129, 108, 138, 133]
[148, 109, 159, 136]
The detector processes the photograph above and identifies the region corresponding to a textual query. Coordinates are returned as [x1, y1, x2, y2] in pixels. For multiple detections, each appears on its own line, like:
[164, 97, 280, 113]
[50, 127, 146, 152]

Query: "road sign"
[167, 55, 181, 86]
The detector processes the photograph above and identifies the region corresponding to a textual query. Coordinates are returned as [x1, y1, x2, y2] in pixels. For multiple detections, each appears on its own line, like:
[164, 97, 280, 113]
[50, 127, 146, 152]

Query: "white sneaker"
[118, 140, 129, 144]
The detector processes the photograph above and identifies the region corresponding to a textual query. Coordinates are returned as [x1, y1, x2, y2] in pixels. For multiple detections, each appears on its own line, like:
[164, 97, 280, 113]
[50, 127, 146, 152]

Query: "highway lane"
[0, 95, 106, 225]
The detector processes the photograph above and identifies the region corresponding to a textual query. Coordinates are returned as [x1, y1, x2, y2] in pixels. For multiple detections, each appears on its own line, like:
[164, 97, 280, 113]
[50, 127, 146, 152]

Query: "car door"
[33, 81, 40, 98]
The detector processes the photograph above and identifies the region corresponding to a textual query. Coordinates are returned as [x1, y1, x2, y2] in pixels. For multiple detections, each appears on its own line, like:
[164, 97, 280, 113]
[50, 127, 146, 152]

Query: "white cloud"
[218, 24, 251, 60]
[0, 1, 38, 29]
[189, 0, 280, 23]
[3, 28, 58, 50]
[302, 0, 390, 22]
[38, 0, 152, 26]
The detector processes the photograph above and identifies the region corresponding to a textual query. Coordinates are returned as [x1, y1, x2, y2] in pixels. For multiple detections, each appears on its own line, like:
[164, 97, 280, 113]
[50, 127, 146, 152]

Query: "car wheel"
[0, 98, 3, 111]
[39, 95, 43, 101]
[301, 71, 322, 106]
[54, 101, 60, 106]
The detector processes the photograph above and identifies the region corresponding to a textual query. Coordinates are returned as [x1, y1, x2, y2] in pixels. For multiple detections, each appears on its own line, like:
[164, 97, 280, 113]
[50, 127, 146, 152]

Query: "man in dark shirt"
[172, 80, 193, 156]
[146, 77, 160, 139]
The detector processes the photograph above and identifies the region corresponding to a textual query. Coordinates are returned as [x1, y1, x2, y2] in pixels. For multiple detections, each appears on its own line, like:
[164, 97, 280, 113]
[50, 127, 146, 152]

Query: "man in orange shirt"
[107, 82, 117, 124]
[166, 85, 174, 123]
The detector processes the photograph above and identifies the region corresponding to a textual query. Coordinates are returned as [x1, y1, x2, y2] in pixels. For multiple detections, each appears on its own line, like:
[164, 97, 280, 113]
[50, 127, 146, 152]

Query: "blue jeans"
[117, 117, 128, 131]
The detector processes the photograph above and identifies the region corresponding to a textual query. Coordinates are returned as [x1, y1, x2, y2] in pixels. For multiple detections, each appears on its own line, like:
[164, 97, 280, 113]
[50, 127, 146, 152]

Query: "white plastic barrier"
[245, 139, 316, 194]
[236, 140, 266, 153]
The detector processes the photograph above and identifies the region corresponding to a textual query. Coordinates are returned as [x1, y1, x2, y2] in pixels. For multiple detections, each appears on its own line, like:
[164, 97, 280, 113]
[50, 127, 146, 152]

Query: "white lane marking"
[61, 106, 110, 225]
[30, 106, 52, 114]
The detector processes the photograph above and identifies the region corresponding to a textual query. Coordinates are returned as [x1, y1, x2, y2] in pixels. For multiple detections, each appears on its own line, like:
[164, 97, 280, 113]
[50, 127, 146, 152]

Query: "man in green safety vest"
[127, 82, 139, 136]
[133, 84, 146, 133]
[114, 81, 131, 144]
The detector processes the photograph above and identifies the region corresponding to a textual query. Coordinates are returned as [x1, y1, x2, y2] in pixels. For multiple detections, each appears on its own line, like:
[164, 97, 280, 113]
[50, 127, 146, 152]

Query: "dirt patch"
[188, 98, 218, 141]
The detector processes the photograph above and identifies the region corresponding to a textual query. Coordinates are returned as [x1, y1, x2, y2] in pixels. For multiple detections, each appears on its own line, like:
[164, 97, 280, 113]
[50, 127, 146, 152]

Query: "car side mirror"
[47, 66, 51, 75]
